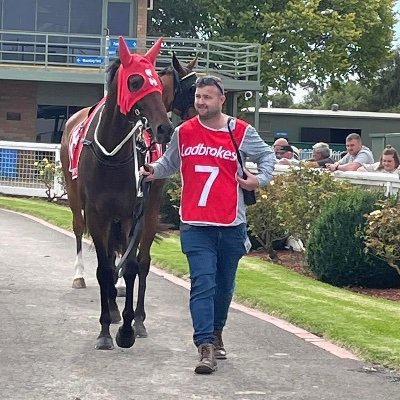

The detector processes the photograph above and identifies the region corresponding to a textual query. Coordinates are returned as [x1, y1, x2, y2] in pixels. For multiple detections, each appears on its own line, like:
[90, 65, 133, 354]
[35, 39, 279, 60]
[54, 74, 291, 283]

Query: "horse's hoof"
[72, 278, 86, 289]
[134, 322, 148, 338]
[116, 326, 135, 348]
[116, 286, 126, 297]
[95, 335, 114, 350]
[110, 309, 121, 324]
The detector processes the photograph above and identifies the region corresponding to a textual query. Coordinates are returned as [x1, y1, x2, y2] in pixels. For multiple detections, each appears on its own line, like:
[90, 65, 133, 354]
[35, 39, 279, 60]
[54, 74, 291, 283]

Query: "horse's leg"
[115, 257, 137, 348]
[116, 220, 137, 348]
[60, 107, 89, 289]
[134, 180, 165, 337]
[89, 221, 115, 350]
[72, 213, 86, 289]
[109, 252, 121, 324]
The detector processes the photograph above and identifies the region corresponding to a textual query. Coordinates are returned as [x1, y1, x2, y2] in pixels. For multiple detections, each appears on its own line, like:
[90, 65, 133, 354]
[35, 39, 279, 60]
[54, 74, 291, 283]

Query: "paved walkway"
[1, 208, 399, 400]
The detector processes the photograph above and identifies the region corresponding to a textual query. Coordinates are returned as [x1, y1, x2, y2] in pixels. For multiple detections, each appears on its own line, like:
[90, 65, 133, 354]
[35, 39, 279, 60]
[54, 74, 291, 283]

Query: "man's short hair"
[195, 75, 224, 94]
[346, 133, 361, 142]
[312, 142, 330, 150]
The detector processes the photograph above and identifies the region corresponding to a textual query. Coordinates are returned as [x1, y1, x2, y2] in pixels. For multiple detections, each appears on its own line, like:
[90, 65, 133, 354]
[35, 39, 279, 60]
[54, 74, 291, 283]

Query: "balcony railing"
[0, 30, 261, 82]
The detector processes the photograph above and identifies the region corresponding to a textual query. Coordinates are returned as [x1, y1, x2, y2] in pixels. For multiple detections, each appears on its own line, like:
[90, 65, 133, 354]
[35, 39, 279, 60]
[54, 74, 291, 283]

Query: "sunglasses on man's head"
[195, 77, 224, 94]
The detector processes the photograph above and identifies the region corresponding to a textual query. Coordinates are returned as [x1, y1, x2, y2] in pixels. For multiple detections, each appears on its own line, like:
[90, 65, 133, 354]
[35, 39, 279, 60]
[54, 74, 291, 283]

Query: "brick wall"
[0, 80, 37, 142]
[136, 0, 148, 53]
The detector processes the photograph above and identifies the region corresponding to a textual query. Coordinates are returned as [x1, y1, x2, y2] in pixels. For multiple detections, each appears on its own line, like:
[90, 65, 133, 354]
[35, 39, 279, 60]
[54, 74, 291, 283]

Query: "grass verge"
[1, 195, 400, 370]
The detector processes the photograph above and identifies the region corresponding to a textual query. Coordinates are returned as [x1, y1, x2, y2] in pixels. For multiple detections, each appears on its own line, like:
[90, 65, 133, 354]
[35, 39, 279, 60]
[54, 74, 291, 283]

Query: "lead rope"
[114, 123, 152, 279]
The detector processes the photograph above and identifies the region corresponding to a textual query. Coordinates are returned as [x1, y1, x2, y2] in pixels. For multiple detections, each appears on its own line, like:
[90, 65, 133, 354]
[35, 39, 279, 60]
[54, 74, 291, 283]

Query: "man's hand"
[326, 162, 338, 172]
[139, 164, 155, 181]
[237, 168, 259, 190]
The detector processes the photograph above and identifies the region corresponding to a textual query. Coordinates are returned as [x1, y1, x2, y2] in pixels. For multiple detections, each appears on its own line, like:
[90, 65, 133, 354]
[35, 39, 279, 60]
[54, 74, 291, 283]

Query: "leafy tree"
[369, 49, 400, 111]
[321, 82, 374, 111]
[268, 93, 294, 108]
[148, 0, 395, 92]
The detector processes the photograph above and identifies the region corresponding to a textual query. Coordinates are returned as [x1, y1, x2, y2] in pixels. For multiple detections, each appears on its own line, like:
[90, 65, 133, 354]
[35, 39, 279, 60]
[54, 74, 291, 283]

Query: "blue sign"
[108, 38, 137, 55]
[75, 56, 104, 65]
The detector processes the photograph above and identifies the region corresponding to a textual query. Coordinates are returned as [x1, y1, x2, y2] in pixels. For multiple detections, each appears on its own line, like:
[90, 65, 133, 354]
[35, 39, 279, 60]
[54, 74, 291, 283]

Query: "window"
[36, 105, 83, 143]
[3, 0, 35, 30]
[37, 0, 69, 33]
[70, 0, 102, 34]
[107, 2, 130, 36]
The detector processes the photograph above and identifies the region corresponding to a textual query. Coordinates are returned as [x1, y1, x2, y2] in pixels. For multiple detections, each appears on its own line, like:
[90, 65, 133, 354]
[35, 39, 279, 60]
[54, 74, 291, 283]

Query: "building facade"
[0, 0, 153, 142]
[242, 107, 400, 157]
[0, 0, 262, 143]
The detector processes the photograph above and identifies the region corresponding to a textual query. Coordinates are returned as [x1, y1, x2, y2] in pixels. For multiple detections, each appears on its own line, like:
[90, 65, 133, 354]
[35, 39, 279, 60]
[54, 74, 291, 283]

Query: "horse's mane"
[106, 59, 121, 91]
[158, 65, 174, 77]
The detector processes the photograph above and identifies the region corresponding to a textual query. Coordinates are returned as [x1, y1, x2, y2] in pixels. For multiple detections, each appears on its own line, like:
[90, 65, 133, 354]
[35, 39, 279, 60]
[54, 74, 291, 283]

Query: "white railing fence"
[0, 141, 63, 198]
[1, 141, 399, 198]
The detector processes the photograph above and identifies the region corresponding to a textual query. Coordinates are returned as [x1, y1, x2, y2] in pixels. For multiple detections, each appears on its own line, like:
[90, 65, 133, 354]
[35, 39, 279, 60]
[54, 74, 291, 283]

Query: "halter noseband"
[171, 71, 197, 120]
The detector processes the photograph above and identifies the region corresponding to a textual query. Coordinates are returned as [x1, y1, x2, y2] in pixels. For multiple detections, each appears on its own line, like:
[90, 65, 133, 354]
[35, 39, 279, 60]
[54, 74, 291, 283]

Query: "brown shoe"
[195, 343, 217, 374]
[213, 330, 227, 360]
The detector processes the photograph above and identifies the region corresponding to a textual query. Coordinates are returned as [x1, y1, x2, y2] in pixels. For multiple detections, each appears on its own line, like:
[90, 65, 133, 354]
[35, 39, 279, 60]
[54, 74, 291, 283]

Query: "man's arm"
[140, 129, 181, 180]
[240, 125, 276, 187]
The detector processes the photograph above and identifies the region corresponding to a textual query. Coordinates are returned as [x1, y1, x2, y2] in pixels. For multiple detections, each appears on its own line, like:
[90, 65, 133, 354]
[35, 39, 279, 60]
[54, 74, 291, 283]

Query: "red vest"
[179, 117, 248, 225]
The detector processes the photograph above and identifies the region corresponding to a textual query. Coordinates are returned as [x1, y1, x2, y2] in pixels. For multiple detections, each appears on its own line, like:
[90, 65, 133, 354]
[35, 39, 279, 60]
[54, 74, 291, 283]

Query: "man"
[304, 142, 334, 168]
[273, 137, 289, 154]
[275, 144, 300, 165]
[326, 133, 374, 171]
[140, 75, 276, 374]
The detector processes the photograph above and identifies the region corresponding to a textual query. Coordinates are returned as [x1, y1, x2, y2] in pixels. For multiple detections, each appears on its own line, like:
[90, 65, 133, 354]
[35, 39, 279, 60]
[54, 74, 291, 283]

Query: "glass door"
[106, 0, 133, 36]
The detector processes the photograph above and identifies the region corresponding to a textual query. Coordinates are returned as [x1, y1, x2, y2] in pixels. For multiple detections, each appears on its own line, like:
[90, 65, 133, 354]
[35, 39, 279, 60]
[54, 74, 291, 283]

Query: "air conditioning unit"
[147, 0, 154, 10]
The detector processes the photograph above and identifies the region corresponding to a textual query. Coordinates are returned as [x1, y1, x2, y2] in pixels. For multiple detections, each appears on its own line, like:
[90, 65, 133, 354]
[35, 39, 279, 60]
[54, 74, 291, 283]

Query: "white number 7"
[195, 165, 219, 206]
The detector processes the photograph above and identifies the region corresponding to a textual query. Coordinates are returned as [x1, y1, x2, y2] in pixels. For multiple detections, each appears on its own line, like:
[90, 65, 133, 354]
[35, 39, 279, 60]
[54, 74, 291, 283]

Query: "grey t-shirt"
[338, 146, 374, 165]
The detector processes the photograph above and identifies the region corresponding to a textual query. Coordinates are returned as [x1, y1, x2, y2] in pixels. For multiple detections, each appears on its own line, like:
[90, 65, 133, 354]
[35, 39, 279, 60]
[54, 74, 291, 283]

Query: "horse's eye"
[128, 75, 144, 92]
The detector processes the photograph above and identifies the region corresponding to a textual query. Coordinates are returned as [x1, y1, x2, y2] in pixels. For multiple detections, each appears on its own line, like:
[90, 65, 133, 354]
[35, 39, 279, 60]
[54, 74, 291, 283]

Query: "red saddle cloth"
[143, 130, 163, 162]
[68, 98, 106, 179]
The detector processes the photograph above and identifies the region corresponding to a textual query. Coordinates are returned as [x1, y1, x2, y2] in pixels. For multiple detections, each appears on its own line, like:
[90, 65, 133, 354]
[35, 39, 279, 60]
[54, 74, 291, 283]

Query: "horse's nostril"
[156, 123, 173, 144]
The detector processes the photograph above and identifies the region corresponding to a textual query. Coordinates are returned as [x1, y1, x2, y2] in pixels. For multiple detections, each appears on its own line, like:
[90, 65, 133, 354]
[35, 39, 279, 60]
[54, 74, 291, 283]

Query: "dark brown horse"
[61, 41, 197, 348]
[61, 36, 173, 350]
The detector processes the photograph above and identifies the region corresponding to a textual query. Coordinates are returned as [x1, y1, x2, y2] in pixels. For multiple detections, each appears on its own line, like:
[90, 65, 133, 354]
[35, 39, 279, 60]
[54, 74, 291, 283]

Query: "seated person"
[276, 145, 300, 165]
[304, 142, 334, 168]
[273, 138, 300, 161]
[326, 133, 374, 171]
[357, 145, 400, 175]
[273, 138, 289, 153]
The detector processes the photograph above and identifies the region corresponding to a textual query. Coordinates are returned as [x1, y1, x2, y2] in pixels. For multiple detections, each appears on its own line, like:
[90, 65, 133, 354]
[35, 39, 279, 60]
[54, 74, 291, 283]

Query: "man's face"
[312, 149, 322, 161]
[194, 85, 225, 120]
[346, 139, 362, 156]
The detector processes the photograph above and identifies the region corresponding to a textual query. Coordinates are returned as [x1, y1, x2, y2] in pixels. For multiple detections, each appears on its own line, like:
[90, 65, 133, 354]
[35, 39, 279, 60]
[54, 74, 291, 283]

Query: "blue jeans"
[180, 223, 247, 347]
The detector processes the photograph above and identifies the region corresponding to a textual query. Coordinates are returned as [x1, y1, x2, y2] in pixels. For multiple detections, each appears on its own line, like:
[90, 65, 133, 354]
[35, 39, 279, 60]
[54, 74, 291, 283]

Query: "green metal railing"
[0, 30, 261, 82]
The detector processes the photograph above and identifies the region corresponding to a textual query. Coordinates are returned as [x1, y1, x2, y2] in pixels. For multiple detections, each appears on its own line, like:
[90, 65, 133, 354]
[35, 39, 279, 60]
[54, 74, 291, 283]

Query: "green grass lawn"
[1, 195, 400, 370]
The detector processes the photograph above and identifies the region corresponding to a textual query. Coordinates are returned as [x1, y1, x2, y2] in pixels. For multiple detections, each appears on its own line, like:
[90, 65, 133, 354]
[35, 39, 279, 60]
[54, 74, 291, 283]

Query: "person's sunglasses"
[195, 77, 224, 94]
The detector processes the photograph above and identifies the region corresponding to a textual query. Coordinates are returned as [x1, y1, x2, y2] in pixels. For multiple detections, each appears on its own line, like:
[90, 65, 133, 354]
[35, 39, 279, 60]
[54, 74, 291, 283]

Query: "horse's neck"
[94, 101, 135, 157]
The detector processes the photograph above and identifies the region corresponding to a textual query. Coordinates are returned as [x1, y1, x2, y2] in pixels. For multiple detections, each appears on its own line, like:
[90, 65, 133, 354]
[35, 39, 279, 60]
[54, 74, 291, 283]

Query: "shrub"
[364, 197, 400, 275]
[159, 174, 181, 229]
[306, 188, 400, 288]
[275, 165, 350, 244]
[33, 158, 67, 202]
[247, 175, 288, 256]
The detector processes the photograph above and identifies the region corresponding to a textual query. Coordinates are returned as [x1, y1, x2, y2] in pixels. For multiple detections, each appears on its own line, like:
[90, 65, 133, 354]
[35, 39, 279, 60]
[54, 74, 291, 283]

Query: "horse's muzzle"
[155, 121, 173, 144]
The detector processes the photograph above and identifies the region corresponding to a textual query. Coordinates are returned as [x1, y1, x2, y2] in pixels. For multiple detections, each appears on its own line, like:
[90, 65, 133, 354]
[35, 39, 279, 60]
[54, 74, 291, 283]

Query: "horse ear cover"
[145, 37, 163, 65]
[119, 36, 132, 67]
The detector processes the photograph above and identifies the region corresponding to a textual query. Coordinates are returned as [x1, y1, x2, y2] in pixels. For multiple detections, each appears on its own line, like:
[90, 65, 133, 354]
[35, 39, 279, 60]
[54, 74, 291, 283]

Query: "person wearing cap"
[276, 144, 300, 165]
[304, 142, 334, 168]
[140, 75, 276, 374]
[326, 133, 374, 171]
